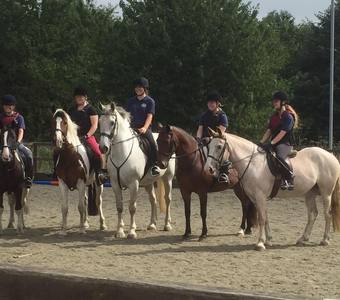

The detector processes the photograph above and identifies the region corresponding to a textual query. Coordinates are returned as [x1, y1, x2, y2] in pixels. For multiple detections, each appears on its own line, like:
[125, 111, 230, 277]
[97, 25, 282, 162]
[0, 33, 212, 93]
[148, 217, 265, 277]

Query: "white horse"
[99, 103, 175, 239]
[53, 109, 106, 235]
[205, 128, 340, 251]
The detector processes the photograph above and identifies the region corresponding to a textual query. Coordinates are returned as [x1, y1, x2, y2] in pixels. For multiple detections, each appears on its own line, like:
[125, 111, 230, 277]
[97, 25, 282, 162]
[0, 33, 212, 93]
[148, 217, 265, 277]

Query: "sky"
[95, 0, 331, 23]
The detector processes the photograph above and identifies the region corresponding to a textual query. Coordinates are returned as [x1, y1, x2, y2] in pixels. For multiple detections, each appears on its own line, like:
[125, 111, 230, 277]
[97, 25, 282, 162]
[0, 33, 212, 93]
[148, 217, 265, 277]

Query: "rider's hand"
[261, 142, 272, 152]
[138, 127, 147, 134]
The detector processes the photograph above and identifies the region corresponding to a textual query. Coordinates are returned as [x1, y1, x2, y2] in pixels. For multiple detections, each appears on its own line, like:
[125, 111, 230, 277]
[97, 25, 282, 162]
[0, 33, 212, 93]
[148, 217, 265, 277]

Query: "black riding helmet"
[272, 91, 288, 104]
[133, 77, 149, 89]
[207, 90, 222, 106]
[73, 86, 88, 97]
[1, 95, 16, 106]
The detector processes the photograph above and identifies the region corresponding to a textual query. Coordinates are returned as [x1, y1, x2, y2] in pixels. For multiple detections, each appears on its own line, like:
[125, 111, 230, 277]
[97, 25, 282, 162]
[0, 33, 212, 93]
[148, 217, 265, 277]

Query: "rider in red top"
[68, 87, 106, 184]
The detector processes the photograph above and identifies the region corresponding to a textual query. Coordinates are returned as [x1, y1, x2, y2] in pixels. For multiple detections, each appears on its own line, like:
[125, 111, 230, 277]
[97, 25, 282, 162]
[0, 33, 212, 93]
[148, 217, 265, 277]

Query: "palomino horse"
[205, 128, 340, 250]
[99, 103, 175, 239]
[0, 125, 29, 233]
[53, 109, 106, 235]
[157, 125, 257, 240]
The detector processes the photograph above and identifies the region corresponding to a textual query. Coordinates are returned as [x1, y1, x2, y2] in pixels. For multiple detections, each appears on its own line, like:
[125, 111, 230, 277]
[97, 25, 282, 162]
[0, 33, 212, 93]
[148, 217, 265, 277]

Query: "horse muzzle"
[100, 145, 108, 154]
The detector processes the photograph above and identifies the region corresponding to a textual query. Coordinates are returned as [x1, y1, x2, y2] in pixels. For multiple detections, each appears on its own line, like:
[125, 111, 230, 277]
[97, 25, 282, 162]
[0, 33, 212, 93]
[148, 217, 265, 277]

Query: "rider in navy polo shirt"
[126, 77, 160, 176]
[196, 91, 230, 183]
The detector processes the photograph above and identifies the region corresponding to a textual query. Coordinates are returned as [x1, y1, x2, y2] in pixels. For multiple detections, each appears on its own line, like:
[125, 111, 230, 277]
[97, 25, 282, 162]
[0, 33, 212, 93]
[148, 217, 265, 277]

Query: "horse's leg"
[163, 177, 172, 231]
[0, 193, 4, 234]
[198, 193, 208, 241]
[264, 210, 272, 247]
[114, 186, 125, 238]
[7, 193, 15, 229]
[233, 184, 246, 236]
[84, 193, 89, 229]
[181, 189, 192, 239]
[254, 195, 267, 251]
[145, 184, 157, 231]
[77, 180, 87, 234]
[96, 183, 107, 230]
[296, 191, 318, 245]
[320, 193, 332, 246]
[127, 180, 138, 239]
[59, 181, 69, 235]
[14, 189, 24, 234]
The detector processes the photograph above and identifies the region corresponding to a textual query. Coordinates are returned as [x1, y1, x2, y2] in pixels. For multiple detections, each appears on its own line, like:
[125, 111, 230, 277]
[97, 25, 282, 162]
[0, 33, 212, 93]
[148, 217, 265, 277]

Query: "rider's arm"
[219, 113, 228, 133]
[87, 115, 98, 137]
[271, 130, 287, 144]
[140, 113, 153, 134]
[17, 128, 24, 143]
[196, 125, 203, 138]
[260, 129, 271, 143]
[17, 115, 25, 143]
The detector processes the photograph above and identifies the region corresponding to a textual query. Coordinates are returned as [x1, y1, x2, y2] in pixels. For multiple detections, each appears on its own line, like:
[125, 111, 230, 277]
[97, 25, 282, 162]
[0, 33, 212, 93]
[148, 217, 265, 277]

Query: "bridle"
[207, 136, 229, 168]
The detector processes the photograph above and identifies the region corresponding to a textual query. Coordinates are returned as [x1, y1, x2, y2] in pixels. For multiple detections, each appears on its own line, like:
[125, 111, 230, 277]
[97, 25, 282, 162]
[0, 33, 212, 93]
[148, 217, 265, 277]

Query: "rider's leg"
[17, 143, 33, 188]
[144, 129, 160, 176]
[276, 144, 294, 190]
[86, 136, 107, 184]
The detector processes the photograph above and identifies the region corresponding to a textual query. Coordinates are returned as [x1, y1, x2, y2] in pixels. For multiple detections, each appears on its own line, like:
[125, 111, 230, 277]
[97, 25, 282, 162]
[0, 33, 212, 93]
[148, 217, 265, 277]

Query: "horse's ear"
[217, 127, 223, 137]
[99, 102, 105, 112]
[110, 102, 116, 112]
[157, 122, 163, 131]
[208, 127, 218, 138]
[165, 124, 172, 133]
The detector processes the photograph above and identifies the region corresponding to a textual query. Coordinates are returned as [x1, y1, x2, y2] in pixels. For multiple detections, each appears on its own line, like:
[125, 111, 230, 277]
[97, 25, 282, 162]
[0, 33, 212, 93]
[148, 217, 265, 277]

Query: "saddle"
[82, 142, 97, 175]
[267, 150, 297, 198]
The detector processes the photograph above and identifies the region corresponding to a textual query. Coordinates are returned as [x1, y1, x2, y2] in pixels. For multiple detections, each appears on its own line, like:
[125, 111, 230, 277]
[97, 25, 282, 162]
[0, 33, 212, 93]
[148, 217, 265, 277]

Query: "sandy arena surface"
[0, 185, 339, 299]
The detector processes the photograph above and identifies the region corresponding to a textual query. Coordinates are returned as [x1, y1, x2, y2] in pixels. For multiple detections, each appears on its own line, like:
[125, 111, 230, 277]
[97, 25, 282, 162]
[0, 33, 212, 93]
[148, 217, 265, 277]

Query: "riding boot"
[144, 128, 161, 176]
[278, 157, 294, 191]
[94, 156, 107, 185]
[24, 161, 34, 188]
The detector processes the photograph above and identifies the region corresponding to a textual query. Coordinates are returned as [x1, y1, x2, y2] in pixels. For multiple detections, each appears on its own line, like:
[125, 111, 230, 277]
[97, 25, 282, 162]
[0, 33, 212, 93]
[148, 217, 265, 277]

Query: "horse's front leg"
[59, 180, 69, 235]
[14, 189, 24, 234]
[77, 180, 87, 234]
[0, 193, 4, 234]
[254, 195, 267, 251]
[95, 183, 107, 231]
[144, 184, 157, 231]
[198, 193, 208, 241]
[181, 189, 192, 239]
[127, 180, 139, 239]
[163, 177, 173, 231]
[113, 186, 125, 238]
[7, 193, 15, 229]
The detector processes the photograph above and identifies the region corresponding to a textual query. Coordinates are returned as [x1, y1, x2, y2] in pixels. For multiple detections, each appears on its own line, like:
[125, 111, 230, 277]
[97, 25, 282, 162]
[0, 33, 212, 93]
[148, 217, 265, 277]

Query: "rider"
[126, 77, 160, 176]
[68, 87, 107, 184]
[0, 95, 33, 188]
[196, 90, 230, 183]
[259, 91, 298, 190]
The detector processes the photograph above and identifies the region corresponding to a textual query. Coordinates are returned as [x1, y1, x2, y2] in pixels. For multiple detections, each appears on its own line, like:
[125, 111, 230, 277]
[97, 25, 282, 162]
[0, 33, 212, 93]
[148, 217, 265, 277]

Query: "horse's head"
[0, 124, 17, 163]
[99, 102, 130, 154]
[156, 124, 177, 169]
[52, 109, 69, 148]
[204, 127, 230, 176]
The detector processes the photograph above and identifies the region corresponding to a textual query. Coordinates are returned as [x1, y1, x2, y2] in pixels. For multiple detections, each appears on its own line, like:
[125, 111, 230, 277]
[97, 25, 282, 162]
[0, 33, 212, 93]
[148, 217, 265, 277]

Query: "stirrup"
[96, 171, 107, 185]
[24, 177, 33, 188]
[151, 166, 161, 176]
[280, 180, 288, 190]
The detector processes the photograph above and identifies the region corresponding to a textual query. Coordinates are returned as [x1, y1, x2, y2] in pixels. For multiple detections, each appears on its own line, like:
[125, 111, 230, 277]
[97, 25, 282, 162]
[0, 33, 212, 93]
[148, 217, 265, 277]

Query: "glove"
[80, 135, 88, 144]
[261, 142, 273, 152]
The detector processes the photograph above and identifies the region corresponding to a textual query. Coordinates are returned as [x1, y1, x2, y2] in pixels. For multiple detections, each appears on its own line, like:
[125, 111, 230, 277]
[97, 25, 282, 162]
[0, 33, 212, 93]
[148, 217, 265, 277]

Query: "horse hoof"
[296, 237, 308, 246]
[245, 229, 252, 235]
[100, 224, 107, 231]
[17, 228, 24, 235]
[115, 230, 126, 239]
[164, 224, 172, 231]
[127, 232, 137, 239]
[255, 243, 266, 251]
[198, 234, 207, 241]
[0, 230, 3, 236]
[79, 228, 86, 235]
[58, 230, 67, 236]
[182, 234, 191, 240]
[147, 224, 157, 231]
[84, 221, 90, 229]
[320, 240, 330, 246]
[265, 241, 272, 247]
[237, 229, 245, 237]
[7, 223, 15, 229]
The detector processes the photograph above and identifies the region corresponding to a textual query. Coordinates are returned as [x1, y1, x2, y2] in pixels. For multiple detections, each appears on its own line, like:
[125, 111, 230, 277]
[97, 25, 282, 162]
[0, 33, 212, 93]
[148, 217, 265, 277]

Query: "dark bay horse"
[0, 125, 28, 233]
[157, 125, 257, 240]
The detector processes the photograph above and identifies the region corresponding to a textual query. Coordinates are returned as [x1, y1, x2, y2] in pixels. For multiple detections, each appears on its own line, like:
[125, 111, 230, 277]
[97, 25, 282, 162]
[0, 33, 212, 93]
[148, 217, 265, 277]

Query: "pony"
[99, 103, 175, 239]
[157, 125, 257, 240]
[0, 125, 29, 233]
[205, 128, 340, 250]
[52, 109, 106, 235]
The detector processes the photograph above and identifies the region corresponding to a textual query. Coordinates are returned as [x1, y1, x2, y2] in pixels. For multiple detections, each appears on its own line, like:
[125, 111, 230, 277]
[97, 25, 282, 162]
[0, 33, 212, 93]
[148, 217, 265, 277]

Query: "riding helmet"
[272, 91, 288, 102]
[1, 95, 16, 106]
[133, 77, 149, 89]
[207, 90, 222, 103]
[73, 86, 88, 97]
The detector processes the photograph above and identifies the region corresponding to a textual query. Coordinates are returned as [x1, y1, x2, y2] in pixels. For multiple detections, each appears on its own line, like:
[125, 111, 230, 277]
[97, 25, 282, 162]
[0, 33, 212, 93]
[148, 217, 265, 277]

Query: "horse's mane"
[227, 133, 256, 148]
[172, 126, 196, 142]
[116, 105, 131, 123]
[53, 109, 81, 147]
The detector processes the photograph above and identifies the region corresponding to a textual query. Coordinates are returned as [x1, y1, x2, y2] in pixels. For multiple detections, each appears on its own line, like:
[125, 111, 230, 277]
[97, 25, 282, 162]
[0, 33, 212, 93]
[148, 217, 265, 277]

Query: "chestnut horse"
[0, 125, 29, 233]
[157, 125, 257, 240]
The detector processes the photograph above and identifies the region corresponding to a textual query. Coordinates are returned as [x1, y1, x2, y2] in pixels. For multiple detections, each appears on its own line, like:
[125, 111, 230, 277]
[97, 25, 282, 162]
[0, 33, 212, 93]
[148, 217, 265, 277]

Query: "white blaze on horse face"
[55, 117, 64, 148]
[2, 131, 10, 161]
[205, 137, 226, 176]
[99, 115, 114, 151]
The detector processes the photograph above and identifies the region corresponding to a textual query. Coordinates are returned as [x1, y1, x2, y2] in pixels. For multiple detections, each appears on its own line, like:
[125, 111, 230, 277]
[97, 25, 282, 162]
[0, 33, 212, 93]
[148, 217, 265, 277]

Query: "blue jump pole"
[33, 180, 112, 188]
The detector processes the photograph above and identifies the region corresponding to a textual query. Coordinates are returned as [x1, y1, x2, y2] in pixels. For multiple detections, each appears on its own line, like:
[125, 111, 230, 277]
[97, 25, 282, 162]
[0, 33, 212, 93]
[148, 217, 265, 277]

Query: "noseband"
[207, 137, 229, 169]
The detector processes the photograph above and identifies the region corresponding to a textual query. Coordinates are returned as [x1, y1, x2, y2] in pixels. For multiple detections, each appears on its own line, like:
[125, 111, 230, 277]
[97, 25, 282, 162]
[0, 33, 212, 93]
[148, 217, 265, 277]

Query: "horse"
[52, 109, 107, 235]
[99, 103, 175, 239]
[0, 125, 29, 234]
[205, 128, 340, 250]
[157, 125, 257, 240]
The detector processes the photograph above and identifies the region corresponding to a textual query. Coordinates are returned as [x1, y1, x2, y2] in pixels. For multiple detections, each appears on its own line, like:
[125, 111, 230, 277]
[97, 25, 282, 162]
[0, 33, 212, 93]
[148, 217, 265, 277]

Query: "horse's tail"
[87, 183, 98, 216]
[156, 179, 166, 213]
[331, 177, 340, 232]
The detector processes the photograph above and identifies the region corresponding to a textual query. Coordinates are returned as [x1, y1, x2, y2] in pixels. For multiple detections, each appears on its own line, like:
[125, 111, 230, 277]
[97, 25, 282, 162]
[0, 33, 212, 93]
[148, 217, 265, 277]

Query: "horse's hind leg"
[7, 193, 15, 229]
[127, 181, 138, 239]
[181, 189, 192, 239]
[59, 180, 69, 235]
[198, 193, 208, 241]
[77, 180, 87, 234]
[296, 191, 318, 245]
[145, 184, 157, 231]
[14, 190, 24, 234]
[163, 177, 172, 231]
[0, 193, 4, 234]
[320, 194, 332, 246]
[114, 186, 125, 238]
[96, 183, 107, 230]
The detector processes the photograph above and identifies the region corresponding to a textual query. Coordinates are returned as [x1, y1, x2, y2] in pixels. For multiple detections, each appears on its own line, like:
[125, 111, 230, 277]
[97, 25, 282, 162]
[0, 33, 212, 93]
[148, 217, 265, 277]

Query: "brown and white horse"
[0, 125, 29, 234]
[52, 109, 106, 235]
